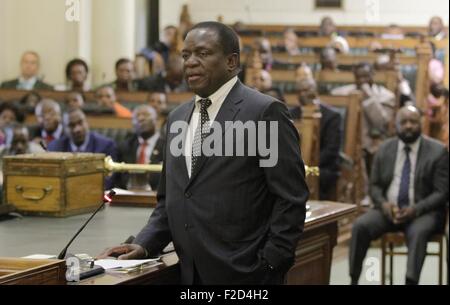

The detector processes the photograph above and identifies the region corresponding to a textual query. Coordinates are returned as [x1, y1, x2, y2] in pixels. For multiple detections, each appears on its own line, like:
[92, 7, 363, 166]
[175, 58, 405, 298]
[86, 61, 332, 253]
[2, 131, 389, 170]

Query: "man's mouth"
[187, 74, 203, 82]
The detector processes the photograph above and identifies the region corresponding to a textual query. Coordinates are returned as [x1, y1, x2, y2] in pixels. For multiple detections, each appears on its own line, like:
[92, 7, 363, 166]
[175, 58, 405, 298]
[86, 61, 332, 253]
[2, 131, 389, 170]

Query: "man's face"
[70, 64, 87, 85]
[354, 66, 373, 89]
[163, 27, 178, 48]
[11, 128, 29, 155]
[429, 17, 443, 36]
[396, 108, 422, 144]
[116, 62, 134, 83]
[321, 49, 337, 70]
[182, 28, 234, 97]
[66, 92, 84, 111]
[0, 109, 17, 129]
[321, 18, 336, 36]
[148, 93, 167, 115]
[41, 105, 61, 133]
[133, 107, 156, 139]
[68, 111, 89, 146]
[297, 80, 317, 106]
[96, 87, 116, 108]
[20, 53, 39, 79]
[257, 39, 272, 66]
[252, 70, 272, 91]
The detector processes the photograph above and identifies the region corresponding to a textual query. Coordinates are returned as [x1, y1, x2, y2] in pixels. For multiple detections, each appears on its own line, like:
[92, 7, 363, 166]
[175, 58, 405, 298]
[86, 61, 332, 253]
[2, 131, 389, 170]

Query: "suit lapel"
[186, 81, 244, 188]
[385, 139, 399, 184]
[414, 137, 426, 187]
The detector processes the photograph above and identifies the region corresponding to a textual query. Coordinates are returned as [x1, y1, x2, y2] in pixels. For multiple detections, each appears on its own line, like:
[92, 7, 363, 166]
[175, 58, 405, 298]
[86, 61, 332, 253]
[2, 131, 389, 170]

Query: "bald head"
[396, 105, 422, 144]
[429, 16, 444, 37]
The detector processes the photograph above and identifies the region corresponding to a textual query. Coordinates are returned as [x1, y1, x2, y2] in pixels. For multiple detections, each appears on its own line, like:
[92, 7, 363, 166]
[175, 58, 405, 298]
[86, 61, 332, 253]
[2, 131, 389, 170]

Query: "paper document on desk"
[94, 258, 160, 270]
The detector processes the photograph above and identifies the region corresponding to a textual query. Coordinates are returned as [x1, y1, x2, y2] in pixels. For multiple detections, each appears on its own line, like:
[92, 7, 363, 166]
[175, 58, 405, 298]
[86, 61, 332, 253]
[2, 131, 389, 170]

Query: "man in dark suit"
[1, 51, 53, 90]
[99, 21, 309, 285]
[48, 109, 117, 188]
[290, 76, 342, 200]
[349, 105, 449, 285]
[114, 105, 164, 191]
[29, 99, 64, 146]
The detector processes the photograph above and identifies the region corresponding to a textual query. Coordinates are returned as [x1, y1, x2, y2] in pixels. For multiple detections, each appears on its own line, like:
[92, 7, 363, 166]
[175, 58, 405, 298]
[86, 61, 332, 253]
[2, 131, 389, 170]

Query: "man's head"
[0, 103, 22, 129]
[320, 16, 336, 37]
[253, 38, 272, 68]
[165, 53, 184, 88]
[353, 62, 374, 89]
[95, 85, 116, 108]
[182, 21, 240, 97]
[65, 109, 89, 146]
[115, 58, 135, 84]
[251, 69, 272, 92]
[19, 91, 41, 109]
[396, 105, 422, 144]
[10, 124, 30, 155]
[429, 16, 444, 36]
[297, 77, 318, 106]
[161, 25, 179, 50]
[65, 91, 85, 111]
[147, 92, 167, 115]
[132, 105, 158, 139]
[35, 99, 62, 133]
[20, 51, 40, 79]
[66, 58, 89, 86]
[295, 63, 313, 84]
[320, 47, 337, 70]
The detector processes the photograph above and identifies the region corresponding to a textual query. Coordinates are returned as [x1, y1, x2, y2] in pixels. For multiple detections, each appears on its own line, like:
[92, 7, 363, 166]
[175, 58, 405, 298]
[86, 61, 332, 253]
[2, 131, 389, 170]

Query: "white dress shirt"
[387, 138, 421, 207]
[136, 132, 160, 164]
[17, 76, 37, 90]
[184, 76, 238, 177]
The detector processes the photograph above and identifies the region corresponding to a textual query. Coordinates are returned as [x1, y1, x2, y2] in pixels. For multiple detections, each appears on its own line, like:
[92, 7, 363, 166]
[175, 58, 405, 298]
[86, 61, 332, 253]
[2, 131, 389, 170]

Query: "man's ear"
[227, 53, 239, 72]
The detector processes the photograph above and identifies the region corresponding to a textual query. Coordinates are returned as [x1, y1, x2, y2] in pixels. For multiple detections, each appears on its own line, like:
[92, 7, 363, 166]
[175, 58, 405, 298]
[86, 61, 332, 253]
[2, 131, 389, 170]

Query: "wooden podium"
[78, 201, 355, 285]
[0, 258, 66, 285]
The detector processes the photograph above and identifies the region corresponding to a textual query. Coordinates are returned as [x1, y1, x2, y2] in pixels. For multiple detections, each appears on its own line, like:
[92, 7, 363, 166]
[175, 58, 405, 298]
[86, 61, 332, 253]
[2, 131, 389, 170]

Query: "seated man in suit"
[48, 109, 117, 188]
[349, 105, 449, 285]
[0, 124, 45, 187]
[331, 62, 396, 175]
[114, 105, 164, 191]
[290, 76, 342, 200]
[1, 51, 53, 90]
[0, 102, 25, 147]
[95, 85, 132, 118]
[30, 99, 64, 146]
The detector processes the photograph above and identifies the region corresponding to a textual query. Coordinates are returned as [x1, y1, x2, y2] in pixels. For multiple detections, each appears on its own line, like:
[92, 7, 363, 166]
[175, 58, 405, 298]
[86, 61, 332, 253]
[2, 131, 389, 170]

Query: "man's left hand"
[394, 207, 416, 224]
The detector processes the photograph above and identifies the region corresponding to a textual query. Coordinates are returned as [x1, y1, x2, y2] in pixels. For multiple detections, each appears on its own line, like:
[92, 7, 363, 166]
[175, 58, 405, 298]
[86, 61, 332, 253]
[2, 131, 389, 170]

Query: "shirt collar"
[138, 131, 160, 145]
[398, 136, 421, 154]
[194, 76, 238, 107]
[42, 123, 63, 139]
[70, 132, 91, 152]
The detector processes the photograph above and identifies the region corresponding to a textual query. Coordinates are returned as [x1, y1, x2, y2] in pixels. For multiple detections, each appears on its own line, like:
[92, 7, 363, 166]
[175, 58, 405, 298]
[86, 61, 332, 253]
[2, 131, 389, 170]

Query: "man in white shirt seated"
[0, 51, 53, 90]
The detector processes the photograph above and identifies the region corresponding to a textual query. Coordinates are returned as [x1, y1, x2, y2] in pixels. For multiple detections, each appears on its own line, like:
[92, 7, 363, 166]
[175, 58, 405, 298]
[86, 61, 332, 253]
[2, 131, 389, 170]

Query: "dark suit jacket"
[370, 136, 449, 217]
[47, 132, 118, 189]
[114, 133, 165, 191]
[134, 80, 309, 284]
[0, 78, 53, 90]
[289, 103, 341, 200]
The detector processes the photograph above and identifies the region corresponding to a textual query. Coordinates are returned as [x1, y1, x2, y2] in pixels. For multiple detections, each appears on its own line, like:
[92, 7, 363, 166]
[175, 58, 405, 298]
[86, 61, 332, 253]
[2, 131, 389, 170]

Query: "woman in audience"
[95, 85, 132, 118]
[56, 58, 90, 91]
[18, 91, 42, 113]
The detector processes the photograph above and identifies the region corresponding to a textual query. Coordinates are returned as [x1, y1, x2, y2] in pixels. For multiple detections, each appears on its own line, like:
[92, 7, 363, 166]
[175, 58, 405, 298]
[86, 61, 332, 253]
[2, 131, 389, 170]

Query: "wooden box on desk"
[0, 258, 66, 285]
[2, 152, 105, 217]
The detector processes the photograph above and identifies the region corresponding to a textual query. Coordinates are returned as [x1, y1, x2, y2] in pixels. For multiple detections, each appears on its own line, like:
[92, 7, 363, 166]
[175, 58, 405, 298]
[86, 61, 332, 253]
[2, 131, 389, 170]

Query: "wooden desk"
[109, 190, 157, 208]
[77, 200, 355, 285]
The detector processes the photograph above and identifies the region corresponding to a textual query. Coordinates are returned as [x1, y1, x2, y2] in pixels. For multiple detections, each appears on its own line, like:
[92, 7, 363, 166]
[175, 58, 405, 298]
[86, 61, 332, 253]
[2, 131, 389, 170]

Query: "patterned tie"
[397, 146, 411, 209]
[191, 98, 212, 175]
[138, 142, 148, 164]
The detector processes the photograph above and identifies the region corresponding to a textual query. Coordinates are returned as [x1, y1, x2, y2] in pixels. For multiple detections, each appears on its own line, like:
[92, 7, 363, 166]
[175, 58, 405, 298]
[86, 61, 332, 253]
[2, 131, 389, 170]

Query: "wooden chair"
[381, 232, 445, 285]
[293, 104, 321, 200]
